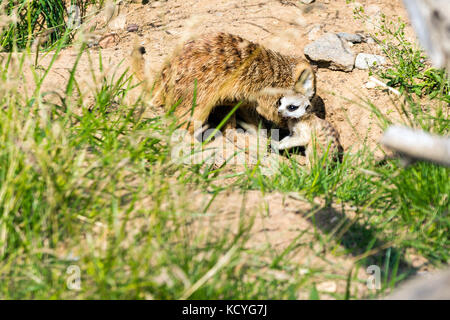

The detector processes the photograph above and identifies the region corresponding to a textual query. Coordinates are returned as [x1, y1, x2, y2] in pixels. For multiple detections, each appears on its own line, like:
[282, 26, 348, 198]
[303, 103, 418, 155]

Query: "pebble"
[307, 24, 322, 41]
[127, 24, 139, 32]
[317, 281, 337, 293]
[364, 80, 377, 89]
[355, 53, 386, 69]
[98, 33, 120, 49]
[109, 14, 127, 31]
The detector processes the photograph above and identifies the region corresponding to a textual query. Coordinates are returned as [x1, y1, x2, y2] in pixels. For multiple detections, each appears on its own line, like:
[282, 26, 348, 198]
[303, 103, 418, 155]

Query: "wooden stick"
[381, 125, 450, 167]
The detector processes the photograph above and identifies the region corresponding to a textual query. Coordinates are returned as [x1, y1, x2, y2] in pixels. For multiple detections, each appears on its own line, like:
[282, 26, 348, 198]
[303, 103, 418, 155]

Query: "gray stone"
[304, 33, 355, 72]
[355, 53, 386, 69]
[337, 32, 363, 43]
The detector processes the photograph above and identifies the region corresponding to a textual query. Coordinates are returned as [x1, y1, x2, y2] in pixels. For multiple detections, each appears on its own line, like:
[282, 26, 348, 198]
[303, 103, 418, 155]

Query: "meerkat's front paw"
[277, 136, 306, 150]
[277, 142, 288, 150]
[277, 137, 294, 150]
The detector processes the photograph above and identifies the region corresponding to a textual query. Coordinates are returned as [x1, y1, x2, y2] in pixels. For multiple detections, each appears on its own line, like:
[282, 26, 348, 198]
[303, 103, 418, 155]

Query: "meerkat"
[131, 32, 316, 134]
[277, 95, 343, 167]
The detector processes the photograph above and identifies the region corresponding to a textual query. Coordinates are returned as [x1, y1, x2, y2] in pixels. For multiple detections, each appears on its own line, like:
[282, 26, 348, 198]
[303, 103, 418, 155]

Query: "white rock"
[364, 80, 377, 89]
[109, 14, 126, 31]
[317, 281, 337, 293]
[355, 53, 386, 69]
[307, 24, 322, 41]
[366, 37, 376, 44]
[301, 0, 315, 4]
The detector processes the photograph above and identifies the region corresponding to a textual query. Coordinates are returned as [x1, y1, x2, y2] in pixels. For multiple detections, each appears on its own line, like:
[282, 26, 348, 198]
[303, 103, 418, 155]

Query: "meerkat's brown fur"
[131, 32, 316, 133]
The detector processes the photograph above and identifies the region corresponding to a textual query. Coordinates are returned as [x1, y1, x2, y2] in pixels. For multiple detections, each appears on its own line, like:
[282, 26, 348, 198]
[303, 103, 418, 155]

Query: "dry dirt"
[18, 0, 432, 298]
[31, 0, 414, 157]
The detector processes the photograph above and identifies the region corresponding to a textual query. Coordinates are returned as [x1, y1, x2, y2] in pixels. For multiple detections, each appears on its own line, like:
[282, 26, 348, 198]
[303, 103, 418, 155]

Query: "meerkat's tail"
[130, 45, 147, 83]
[130, 45, 164, 106]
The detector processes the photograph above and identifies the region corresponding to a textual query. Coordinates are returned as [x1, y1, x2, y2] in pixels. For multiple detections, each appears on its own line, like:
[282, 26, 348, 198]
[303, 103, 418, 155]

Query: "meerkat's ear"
[294, 65, 316, 100]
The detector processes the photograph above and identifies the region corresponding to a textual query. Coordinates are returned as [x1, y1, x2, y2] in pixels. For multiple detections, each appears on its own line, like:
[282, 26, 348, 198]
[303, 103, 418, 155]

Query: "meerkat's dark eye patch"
[287, 105, 299, 112]
[277, 98, 282, 107]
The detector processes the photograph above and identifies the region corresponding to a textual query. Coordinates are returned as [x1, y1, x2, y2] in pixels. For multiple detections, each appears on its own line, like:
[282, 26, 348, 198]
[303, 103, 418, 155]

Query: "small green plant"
[0, 0, 104, 51]
[1, 0, 68, 50]
[354, 7, 449, 103]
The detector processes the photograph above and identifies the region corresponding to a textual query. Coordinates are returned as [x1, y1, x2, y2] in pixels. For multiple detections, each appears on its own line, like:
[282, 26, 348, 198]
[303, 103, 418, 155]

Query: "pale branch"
[381, 125, 450, 167]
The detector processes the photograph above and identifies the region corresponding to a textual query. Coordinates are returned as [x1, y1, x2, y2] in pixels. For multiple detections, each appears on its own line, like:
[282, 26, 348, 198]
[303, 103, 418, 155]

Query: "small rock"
[317, 281, 337, 293]
[98, 33, 120, 49]
[301, 0, 315, 4]
[127, 23, 139, 32]
[364, 80, 377, 89]
[109, 14, 127, 31]
[366, 37, 376, 44]
[337, 32, 363, 43]
[355, 53, 386, 69]
[307, 24, 322, 41]
[304, 33, 355, 72]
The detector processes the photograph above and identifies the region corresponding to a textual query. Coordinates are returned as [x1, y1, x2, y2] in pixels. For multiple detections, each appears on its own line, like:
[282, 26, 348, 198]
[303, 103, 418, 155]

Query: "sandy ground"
[29, 0, 414, 157]
[14, 0, 433, 298]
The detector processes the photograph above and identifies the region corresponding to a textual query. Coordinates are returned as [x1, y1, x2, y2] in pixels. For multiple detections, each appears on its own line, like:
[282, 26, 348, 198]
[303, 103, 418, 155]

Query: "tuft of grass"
[0, 0, 106, 51]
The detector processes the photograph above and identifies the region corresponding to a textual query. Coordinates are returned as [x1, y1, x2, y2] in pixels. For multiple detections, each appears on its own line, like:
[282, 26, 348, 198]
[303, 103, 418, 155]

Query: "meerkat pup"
[131, 32, 316, 134]
[277, 95, 343, 167]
